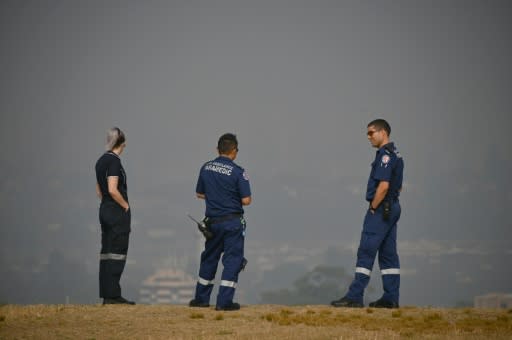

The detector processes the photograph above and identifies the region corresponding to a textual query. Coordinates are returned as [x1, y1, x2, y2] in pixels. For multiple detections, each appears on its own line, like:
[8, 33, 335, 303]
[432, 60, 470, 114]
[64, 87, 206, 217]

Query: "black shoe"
[369, 298, 399, 309]
[103, 296, 135, 305]
[189, 299, 210, 308]
[215, 302, 240, 311]
[330, 297, 363, 308]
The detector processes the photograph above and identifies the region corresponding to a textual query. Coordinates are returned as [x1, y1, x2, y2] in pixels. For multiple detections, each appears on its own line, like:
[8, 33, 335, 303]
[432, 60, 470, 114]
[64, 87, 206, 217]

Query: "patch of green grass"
[319, 309, 332, 315]
[423, 312, 442, 322]
[217, 330, 233, 335]
[496, 315, 508, 323]
[399, 330, 415, 338]
[391, 310, 402, 318]
[280, 308, 293, 316]
[462, 308, 472, 315]
[189, 312, 204, 319]
[262, 309, 368, 327]
[263, 313, 275, 322]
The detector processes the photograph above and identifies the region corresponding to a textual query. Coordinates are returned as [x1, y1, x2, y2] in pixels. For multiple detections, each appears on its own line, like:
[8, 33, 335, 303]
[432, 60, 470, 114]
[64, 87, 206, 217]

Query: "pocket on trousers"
[224, 219, 243, 233]
[363, 211, 383, 234]
[111, 231, 130, 254]
[100, 204, 124, 227]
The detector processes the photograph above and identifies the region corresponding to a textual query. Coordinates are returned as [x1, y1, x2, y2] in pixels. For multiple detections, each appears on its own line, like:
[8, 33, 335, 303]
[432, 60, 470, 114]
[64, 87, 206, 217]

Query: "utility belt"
[206, 213, 243, 225]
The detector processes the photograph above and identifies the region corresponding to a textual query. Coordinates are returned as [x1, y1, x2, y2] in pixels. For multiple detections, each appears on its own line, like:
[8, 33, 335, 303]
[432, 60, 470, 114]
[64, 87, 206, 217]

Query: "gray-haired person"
[95, 127, 135, 305]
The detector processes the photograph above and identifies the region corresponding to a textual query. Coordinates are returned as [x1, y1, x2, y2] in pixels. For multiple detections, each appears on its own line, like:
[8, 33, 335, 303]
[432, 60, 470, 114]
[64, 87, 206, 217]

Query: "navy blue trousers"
[99, 201, 131, 299]
[345, 202, 401, 304]
[194, 217, 245, 308]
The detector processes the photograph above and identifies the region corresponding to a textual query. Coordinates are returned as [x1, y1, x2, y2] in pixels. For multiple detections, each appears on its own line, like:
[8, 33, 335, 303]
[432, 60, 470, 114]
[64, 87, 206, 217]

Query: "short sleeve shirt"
[196, 156, 251, 218]
[366, 142, 403, 202]
[95, 152, 128, 202]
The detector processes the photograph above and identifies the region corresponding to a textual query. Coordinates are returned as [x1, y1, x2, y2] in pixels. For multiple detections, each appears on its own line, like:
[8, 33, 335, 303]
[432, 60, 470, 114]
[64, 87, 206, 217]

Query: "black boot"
[189, 299, 210, 308]
[103, 296, 135, 305]
[215, 302, 240, 311]
[330, 297, 363, 308]
[369, 298, 399, 308]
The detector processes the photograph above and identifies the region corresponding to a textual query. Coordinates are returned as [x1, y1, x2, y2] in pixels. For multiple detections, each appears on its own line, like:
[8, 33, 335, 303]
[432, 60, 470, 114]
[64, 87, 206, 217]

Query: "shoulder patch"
[381, 155, 391, 164]
[243, 171, 249, 181]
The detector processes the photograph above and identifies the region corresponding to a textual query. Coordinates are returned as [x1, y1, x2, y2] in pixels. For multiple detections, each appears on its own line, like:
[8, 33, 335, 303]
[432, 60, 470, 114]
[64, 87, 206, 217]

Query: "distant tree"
[260, 265, 353, 305]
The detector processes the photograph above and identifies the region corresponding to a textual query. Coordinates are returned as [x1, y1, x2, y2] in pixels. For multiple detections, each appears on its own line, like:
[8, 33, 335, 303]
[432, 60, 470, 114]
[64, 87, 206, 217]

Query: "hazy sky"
[1, 0, 511, 305]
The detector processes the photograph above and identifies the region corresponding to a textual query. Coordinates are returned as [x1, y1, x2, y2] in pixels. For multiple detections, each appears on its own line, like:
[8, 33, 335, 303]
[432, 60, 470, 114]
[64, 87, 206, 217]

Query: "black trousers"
[99, 201, 131, 298]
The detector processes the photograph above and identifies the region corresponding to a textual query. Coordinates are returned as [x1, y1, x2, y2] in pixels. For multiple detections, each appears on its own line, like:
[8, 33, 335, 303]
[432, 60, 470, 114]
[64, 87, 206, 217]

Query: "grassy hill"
[1, 304, 511, 339]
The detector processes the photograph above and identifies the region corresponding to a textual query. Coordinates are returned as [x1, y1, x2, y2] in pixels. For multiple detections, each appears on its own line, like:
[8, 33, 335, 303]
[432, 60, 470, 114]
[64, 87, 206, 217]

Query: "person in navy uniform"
[189, 133, 252, 311]
[331, 119, 404, 308]
[95, 127, 135, 305]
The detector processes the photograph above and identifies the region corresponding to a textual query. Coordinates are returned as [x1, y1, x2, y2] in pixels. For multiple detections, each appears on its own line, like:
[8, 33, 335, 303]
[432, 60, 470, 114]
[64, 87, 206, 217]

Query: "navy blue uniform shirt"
[95, 151, 128, 202]
[366, 142, 403, 202]
[196, 156, 251, 218]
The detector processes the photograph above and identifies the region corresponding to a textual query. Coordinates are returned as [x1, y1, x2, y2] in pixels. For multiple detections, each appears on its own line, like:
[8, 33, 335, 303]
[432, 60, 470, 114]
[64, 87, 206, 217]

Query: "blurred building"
[139, 269, 196, 304]
[474, 293, 512, 308]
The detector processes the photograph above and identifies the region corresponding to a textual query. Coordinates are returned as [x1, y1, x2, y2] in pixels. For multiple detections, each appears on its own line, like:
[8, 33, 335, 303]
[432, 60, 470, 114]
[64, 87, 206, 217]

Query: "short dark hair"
[217, 133, 238, 154]
[368, 119, 391, 136]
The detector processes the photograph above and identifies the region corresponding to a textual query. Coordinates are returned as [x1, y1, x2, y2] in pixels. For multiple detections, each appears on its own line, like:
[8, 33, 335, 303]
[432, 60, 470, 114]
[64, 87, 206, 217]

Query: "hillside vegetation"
[1, 304, 511, 339]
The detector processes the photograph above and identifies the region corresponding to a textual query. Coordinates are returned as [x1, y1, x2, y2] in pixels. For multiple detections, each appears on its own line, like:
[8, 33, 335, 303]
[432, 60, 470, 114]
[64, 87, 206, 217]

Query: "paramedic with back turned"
[95, 127, 135, 305]
[189, 133, 252, 311]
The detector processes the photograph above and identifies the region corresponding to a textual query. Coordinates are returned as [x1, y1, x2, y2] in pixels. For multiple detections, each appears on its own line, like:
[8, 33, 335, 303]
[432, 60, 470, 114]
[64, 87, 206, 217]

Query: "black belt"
[208, 213, 242, 225]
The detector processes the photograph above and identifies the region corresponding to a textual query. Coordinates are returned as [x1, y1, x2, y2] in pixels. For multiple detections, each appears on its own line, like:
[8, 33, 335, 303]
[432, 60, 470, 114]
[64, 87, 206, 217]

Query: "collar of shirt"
[106, 151, 120, 159]
[216, 155, 234, 164]
[377, 142, 394, 154]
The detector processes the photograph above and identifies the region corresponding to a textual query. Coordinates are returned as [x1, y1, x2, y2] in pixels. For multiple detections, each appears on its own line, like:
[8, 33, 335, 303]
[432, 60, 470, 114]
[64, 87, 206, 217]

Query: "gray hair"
[105, 127, 126, 150]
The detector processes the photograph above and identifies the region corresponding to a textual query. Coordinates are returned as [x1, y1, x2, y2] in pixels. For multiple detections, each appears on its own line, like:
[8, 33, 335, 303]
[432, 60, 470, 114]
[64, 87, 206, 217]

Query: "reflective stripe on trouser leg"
[356, 267, 371, 276]
[194, 277, 215, 304]
[99, 232, 129, 298]
[347, 266, 372, 299]
[216, 219, 245, 308]
[198, 277, 214, 286]
[100, 253, 127, 260]
[98, 202, 131, 299]
[378, 219, 400, 303]
[382, 269, 400, 303]
[345, 211, 388, 303]
[195, 227, 224, 304]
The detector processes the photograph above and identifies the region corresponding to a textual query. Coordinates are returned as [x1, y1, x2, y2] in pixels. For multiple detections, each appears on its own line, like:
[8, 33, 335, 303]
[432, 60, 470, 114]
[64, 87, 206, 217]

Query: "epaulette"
[383, 144, 394, 154]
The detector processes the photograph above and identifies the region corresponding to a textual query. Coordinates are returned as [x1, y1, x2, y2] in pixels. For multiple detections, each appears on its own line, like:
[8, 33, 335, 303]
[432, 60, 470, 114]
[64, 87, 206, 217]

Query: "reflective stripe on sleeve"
[100, 253, 127, 261]
[355, 267, 371, 276]
[220, 280, 237, 288]
[381, 268, 400, 275]
[198, 277, 214, 286]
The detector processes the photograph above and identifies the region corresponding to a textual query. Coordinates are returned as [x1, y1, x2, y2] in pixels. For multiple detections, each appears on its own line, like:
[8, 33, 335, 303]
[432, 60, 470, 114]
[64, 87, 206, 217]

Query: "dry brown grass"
[0, 304, 511, 339]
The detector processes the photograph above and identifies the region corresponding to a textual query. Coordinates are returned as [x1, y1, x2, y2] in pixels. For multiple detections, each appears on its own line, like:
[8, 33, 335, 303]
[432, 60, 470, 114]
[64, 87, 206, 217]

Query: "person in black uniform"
[95, 127, 135, 305]
[189, 133, 252, 311]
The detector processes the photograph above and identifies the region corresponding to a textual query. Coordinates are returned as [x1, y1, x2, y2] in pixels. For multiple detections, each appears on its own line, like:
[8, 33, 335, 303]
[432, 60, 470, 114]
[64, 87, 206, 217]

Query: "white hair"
[105, 127, 125, 150]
